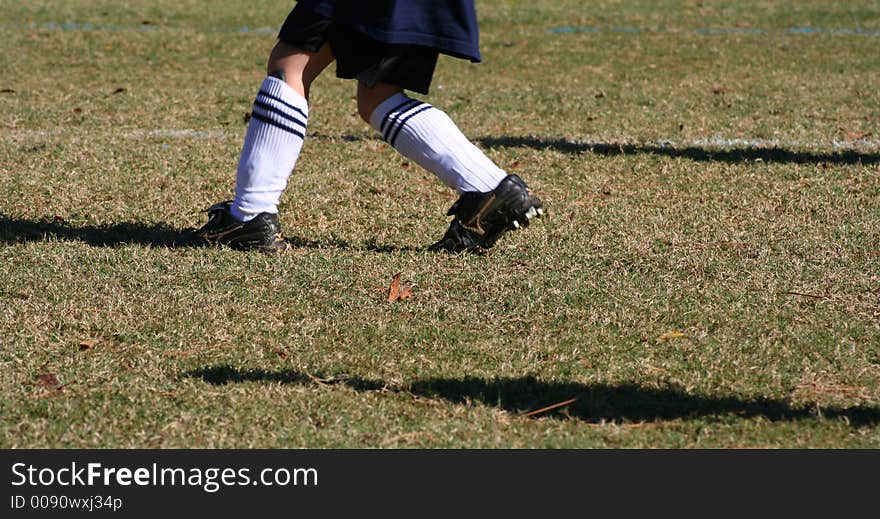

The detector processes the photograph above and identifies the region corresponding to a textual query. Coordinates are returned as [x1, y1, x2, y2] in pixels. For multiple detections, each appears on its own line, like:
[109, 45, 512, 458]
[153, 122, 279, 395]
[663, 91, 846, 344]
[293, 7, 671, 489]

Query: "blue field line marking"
[550, 26, 880, 36]
[693, 28, 768, 35]
[551, 26, 602, 33]
[610, 27, 641, 33]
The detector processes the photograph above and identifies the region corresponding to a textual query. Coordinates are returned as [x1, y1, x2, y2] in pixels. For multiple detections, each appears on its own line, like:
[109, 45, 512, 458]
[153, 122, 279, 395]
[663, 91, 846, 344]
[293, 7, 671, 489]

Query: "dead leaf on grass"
[658, 330, 689, 342]
[387, 273, 401, 302]
[387, 273, 414, 302]
[521, 397, 578, 418]
[79, 339, 98, 351]
[643, 364, 672, 375]
[35, 373, 62, 390]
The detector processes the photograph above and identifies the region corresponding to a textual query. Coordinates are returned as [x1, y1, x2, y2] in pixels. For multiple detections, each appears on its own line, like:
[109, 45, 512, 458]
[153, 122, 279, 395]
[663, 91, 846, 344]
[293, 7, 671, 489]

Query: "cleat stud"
[512, 220, 520, 229]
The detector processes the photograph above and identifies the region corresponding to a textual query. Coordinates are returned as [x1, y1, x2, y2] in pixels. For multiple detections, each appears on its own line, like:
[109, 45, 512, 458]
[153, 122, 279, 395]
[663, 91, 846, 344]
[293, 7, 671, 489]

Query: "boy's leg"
[197, 40, 333, 251]
[231, 41, 334, 223]
[358, 82, 542, 252]
[358, 82, 507, 193]
[197, 4, 336, 252]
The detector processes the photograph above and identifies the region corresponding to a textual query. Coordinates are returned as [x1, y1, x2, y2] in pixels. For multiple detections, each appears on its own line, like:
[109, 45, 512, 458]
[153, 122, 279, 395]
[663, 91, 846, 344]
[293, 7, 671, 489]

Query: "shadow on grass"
[0, 215, 199, 248]
[286, 235, 424, 254]
[479, 136, 880, 165]
[311, 132, 879, 164]
[186, 366, 880, 427]
[0, 215, 421, 252]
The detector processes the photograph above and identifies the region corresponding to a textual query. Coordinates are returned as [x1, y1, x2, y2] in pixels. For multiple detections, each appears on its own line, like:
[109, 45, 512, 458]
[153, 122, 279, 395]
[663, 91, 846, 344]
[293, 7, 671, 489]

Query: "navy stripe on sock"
[380, 99, 421, 136]
[249, 111, 305, 140]
[257, 89, 308, 120]
[253, 100, 307, 130]
[383, 102, 428, 142]
[388, 105, 433, 147]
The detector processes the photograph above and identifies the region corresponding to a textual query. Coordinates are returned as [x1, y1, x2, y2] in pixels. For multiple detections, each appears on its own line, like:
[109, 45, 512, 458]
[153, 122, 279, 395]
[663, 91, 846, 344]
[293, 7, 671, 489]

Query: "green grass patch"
[1, 0, 879, 448]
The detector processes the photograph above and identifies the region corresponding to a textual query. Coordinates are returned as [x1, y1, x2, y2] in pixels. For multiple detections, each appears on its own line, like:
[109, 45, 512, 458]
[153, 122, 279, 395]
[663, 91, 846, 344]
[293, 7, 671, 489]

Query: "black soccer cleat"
[195, 201, 290, 253]
[429, 174, 543, 253]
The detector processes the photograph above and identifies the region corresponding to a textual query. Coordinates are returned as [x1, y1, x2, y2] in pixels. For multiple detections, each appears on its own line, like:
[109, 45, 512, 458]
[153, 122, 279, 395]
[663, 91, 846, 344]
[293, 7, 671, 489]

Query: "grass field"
[1, 0, 879, 448]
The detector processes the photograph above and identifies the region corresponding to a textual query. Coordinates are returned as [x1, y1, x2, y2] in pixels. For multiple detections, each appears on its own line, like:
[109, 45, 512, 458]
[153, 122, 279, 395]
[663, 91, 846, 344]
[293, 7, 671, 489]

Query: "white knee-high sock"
[231, 76, 309, 221]
[369, 93, 507, 193]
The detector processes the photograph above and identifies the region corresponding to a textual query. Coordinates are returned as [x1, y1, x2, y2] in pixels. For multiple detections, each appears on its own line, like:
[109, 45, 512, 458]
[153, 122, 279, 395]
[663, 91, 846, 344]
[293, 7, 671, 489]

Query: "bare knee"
[357, 82, 404, 124]
[267, 41, 334, 99]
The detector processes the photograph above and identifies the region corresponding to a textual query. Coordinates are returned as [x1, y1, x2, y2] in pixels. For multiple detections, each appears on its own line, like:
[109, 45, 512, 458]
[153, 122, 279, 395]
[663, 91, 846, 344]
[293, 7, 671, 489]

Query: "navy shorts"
[278, 5, 439, 94]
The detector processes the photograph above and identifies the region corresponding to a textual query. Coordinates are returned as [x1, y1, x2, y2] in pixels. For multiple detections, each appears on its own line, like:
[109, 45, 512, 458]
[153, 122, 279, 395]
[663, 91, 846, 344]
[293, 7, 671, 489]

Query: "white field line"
[3, 128, 880, 151]
[551, 136, 880, 151]
[658, 136, 879, 151]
